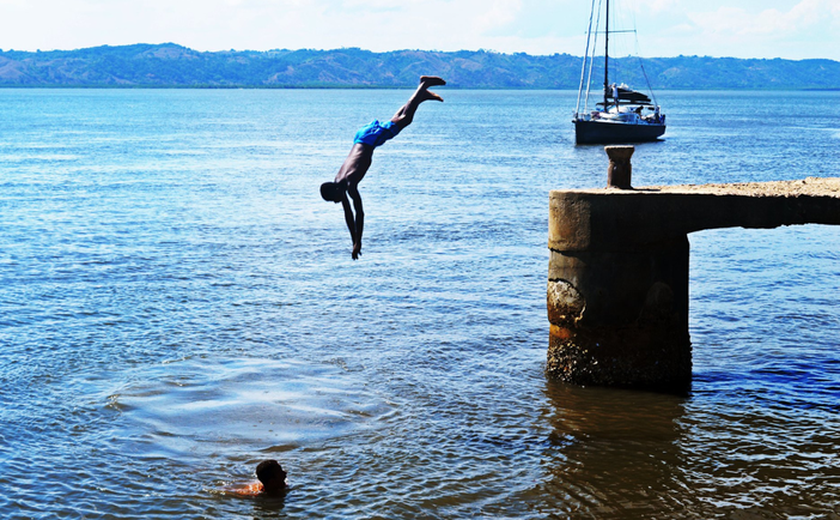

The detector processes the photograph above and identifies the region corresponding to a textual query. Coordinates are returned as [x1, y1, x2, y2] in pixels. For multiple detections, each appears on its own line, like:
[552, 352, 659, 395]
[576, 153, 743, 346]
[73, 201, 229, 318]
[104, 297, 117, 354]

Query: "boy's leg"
[420, 75, 446, 87]
[391, 76, 445, 129]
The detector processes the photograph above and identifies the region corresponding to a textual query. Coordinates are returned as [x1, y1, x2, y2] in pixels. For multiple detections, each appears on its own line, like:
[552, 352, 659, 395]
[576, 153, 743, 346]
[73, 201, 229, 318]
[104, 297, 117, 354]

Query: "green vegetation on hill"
[0, 44, 837, 89]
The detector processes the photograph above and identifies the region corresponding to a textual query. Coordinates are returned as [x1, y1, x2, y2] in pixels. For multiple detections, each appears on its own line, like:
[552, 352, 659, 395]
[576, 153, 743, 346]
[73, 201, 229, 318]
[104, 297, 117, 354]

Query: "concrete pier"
[547, 149, 840, 393]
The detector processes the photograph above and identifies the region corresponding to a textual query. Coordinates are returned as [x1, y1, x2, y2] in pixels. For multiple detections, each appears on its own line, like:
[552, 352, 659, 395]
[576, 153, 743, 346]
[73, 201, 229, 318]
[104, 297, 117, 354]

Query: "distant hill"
[0, 44, 838, 90]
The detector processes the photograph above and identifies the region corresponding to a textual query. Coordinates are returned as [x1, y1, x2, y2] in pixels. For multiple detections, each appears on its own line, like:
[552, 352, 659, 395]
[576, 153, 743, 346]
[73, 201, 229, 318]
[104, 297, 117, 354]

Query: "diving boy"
[320, 75, 445, 259]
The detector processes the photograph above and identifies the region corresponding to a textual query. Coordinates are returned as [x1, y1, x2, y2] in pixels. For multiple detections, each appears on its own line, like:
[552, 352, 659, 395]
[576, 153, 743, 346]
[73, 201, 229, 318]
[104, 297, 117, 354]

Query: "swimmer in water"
[231, 459, 287, 496]
[320, 75, 445, 260]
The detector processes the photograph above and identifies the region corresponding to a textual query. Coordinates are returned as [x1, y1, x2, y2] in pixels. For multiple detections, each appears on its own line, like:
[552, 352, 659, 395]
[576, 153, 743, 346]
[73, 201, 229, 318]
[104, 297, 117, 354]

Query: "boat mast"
[575, 0, 599, 118]
[603, 0, 610, 109]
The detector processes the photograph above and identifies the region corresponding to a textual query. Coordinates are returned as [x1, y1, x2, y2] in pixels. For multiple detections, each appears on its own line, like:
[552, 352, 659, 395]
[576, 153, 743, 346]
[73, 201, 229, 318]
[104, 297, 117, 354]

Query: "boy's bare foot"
[422, 89, 444, 102]
[420, 75, 446, 87]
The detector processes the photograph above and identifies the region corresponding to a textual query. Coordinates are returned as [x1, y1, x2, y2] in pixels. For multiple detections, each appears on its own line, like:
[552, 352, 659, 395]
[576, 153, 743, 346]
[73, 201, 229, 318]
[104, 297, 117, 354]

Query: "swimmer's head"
[320, 182, 344, 203]
[256, 459, 287, 494]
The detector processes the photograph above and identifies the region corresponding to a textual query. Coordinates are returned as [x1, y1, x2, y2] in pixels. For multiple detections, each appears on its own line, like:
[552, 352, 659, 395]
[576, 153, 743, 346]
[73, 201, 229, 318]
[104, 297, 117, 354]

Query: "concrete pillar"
[547, 146, 692, 393]
[547, 236, 692, 392]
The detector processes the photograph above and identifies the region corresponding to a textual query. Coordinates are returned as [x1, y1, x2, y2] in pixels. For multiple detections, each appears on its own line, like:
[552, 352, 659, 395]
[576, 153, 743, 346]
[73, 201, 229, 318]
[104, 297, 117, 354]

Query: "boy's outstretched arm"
[349, 187, 364, 260]
[340, 189, 364, 260]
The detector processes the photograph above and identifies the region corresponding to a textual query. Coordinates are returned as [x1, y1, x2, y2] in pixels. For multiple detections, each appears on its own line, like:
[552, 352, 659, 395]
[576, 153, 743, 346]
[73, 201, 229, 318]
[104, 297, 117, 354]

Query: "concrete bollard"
[606, 146, 634, 189]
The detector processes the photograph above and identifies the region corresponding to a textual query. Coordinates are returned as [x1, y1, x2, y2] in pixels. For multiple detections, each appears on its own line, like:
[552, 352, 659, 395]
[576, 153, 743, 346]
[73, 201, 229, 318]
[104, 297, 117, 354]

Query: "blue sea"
[0, 88, 838, 519]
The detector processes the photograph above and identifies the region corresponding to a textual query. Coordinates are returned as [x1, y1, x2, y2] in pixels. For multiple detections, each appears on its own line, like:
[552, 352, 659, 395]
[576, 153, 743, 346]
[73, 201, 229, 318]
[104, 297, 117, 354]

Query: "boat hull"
[574, 119, 666, 145]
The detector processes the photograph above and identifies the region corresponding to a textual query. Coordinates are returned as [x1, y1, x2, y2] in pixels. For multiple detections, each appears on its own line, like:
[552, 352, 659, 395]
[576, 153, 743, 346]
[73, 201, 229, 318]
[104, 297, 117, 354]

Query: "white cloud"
[688, 0, 824, 37]
[676, 0, 838, 57]
[474, 0, 524, 33]
[0, 0, 837, 59]
[631, 0, 680, 14]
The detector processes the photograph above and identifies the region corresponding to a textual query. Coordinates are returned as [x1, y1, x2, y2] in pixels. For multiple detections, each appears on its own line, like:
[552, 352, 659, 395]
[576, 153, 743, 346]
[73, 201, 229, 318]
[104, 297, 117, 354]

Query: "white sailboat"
[572, 0, 666, 144]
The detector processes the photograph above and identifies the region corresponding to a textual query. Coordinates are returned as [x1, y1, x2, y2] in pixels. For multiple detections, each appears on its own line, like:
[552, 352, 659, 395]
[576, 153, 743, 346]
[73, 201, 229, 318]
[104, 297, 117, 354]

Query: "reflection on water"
[531, 382, 686, 518]
[535, 377, 840, 519]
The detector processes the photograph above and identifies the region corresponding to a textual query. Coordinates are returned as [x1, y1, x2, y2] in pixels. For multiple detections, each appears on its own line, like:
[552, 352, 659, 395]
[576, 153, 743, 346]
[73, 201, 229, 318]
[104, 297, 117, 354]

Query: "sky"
[0, 0, 838, 61]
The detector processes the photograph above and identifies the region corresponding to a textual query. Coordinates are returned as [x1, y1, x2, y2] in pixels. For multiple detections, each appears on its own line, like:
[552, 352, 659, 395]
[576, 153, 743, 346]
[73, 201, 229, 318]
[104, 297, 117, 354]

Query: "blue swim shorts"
[353, 120, 400, 148]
